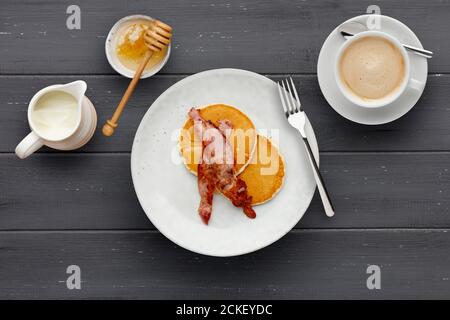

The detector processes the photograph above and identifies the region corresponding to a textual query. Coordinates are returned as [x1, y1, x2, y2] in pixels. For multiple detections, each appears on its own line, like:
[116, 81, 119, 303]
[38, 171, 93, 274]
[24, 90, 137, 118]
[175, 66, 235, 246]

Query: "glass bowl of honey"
[105, 15, 171, 78]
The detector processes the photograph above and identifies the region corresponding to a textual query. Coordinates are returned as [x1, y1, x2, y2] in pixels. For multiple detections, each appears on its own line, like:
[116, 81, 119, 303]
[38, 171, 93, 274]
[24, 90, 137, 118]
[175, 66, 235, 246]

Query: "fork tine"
[289, 77, 302, 111]
[279, 81, 289, 114]
[280, 80, 294, 114]
[277, 82, 290, 118]
[284, 79, 298, 113]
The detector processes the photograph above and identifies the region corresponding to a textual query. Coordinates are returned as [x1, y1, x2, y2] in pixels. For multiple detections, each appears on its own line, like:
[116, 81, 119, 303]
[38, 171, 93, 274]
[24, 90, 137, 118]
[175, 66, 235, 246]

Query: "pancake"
[179, 104, 257, 175]
[240, 135, 285, 205]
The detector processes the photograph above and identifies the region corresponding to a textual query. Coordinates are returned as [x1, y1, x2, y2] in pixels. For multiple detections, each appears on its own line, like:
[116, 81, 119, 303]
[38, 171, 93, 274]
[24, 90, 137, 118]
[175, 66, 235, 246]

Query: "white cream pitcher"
[15, 80, 97, 159]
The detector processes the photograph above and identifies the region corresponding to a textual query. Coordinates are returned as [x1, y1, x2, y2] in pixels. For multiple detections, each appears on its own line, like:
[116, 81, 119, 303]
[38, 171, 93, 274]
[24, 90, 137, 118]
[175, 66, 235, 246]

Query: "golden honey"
[116, 20, 168, 72]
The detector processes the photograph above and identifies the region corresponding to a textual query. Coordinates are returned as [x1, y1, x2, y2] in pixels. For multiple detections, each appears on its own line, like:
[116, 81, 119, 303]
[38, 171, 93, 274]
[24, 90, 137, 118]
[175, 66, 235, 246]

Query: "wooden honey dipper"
[102, 20, 173, 136]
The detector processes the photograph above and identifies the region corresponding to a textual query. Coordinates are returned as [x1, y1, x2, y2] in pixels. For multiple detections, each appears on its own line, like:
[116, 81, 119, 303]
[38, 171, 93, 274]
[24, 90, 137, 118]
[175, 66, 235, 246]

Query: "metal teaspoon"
[337, 21, 433, 59]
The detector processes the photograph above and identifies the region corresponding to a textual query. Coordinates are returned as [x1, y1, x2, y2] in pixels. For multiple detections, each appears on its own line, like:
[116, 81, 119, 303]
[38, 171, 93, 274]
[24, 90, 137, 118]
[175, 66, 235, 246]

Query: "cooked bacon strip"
[214, 119, 256, 219]
[188, 108, 256, 224]
[197, 162, 217, 224]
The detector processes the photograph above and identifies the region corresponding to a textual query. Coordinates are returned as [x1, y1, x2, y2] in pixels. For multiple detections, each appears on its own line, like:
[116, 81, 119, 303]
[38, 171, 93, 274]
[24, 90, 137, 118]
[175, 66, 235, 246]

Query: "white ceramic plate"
[318, 14, 428, 125]
[131, 69, 319, 257]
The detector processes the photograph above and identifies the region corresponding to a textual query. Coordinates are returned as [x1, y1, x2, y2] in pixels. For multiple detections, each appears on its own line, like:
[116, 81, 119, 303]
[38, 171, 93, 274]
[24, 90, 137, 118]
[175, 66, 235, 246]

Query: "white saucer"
[317, 14, 428, 125]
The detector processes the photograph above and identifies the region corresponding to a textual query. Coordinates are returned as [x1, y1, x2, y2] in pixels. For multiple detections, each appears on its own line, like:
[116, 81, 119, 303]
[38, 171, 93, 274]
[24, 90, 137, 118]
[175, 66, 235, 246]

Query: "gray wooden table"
[1, 0, 450, 299]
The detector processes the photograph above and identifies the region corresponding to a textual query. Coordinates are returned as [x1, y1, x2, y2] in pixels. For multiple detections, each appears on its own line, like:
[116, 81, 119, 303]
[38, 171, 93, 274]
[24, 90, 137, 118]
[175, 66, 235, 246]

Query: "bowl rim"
[105, 14, 171, 79]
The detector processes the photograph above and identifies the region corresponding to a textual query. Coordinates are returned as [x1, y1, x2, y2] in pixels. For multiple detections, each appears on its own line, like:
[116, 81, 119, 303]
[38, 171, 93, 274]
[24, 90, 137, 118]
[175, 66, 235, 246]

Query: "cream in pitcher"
[32, 91, 79, 140]
[15, 80, 97, 159]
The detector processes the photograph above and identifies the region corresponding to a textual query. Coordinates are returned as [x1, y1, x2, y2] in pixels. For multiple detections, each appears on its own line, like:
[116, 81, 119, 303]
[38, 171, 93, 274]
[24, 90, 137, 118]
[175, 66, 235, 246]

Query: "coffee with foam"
[339, 36, 405, 100]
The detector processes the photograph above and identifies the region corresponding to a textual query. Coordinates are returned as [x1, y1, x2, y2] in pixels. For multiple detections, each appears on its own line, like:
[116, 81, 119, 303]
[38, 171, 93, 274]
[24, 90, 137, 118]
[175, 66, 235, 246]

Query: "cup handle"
[408, 78, 425, 92]
[15, 132, 44, 159]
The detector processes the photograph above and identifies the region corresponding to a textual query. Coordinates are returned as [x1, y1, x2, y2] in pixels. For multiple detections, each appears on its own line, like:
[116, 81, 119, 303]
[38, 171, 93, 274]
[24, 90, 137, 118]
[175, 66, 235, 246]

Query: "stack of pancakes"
[179, 104, 285, 205]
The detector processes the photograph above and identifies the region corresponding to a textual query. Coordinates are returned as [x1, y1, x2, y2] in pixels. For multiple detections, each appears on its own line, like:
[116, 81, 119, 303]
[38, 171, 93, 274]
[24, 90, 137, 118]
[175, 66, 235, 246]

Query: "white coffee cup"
[15, 80, 97, 159]
[335, 30, 425, 108]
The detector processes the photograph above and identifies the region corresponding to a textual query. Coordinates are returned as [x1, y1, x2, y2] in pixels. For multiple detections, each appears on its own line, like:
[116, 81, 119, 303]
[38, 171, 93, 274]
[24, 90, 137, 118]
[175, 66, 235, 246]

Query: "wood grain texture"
[1, 230, 450, 299]
[1, 0, 449, 300]
[0, 0, 447, 74]
[1, 74, 449, 153]
[0, 152, 449, 230]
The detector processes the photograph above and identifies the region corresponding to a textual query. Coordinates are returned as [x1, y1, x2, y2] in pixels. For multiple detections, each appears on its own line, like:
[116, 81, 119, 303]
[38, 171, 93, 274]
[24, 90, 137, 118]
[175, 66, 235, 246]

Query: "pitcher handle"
[15, 132, 44, 159]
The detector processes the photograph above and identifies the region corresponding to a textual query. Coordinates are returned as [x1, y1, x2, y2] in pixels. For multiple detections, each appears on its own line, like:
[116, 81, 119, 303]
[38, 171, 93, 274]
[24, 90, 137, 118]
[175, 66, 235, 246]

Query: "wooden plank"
[0, 0, 447, 74]
[1, 152, 449, 230]
[1, 74, 449, 153]
[1, 229, 450, 299]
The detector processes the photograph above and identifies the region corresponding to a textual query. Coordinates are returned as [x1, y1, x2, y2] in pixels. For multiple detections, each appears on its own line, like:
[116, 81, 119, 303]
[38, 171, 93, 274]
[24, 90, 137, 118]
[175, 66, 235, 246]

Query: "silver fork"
[277, 77, 335, 217]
